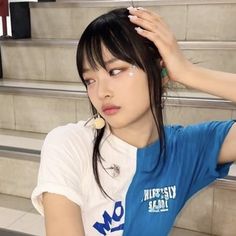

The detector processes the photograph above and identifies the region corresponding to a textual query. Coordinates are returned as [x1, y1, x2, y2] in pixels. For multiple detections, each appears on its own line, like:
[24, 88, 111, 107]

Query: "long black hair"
[76, 8, 166, 198]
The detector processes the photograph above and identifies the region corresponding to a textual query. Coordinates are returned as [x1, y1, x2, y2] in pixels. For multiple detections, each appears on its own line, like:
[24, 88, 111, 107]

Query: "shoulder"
[39, 121, 96, 176]
[165, 120, 234, 135]
[44, 120, 95, 148]
[41, 121, 96, 163]
[164, 120, 235, 146]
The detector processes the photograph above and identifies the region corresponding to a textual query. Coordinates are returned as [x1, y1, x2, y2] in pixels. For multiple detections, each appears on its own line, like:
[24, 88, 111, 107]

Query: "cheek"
[87, 89, 97, 107]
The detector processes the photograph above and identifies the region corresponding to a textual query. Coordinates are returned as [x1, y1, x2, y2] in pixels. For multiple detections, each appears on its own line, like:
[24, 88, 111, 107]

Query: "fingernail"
[137, 7, 145, 10]
[127, 6, 134, 10]
[135, 27, 143, 33]
[128, 7, 137, 12]
[128, 15, 137, 20]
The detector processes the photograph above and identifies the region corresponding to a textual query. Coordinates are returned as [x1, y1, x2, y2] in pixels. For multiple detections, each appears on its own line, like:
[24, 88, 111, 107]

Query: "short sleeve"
[31, 124, 88, 216]
[173, 120, 235, 200]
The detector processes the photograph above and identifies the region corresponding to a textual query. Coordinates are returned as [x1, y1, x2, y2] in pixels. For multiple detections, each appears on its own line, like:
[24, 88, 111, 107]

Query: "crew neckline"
[104, 123, 161, 152]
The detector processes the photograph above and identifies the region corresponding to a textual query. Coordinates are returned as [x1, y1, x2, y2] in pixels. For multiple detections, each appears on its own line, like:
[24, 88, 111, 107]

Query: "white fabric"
[31, 121, 137, 235]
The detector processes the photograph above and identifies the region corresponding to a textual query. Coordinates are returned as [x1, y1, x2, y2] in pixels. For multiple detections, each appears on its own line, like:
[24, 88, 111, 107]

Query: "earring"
[84, 114, 105, 129]
[94, 114, 106, 129]
[161, 68, 168, 79]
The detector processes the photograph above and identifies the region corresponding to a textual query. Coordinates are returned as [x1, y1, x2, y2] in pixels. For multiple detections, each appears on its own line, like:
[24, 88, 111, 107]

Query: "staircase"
[0, 1, 236, 235]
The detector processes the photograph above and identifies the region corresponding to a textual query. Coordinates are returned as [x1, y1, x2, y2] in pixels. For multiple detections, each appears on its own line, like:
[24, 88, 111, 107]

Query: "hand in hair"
[127, 6, 192, 83]
[128, 6, 236, 103]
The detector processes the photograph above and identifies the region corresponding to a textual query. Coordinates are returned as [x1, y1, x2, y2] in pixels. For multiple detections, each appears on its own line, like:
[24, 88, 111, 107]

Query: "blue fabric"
[123, 120, 235, 236]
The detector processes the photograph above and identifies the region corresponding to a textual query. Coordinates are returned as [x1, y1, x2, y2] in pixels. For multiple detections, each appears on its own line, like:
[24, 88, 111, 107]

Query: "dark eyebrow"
[83, 58, 118, 73]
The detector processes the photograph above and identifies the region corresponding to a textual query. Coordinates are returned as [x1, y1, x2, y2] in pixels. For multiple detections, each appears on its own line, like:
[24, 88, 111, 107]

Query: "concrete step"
[1, 40, 236, 83]
[0, 149, 39, 199]
[173, 184, 236, 235]
[0, 81, 235, 133]
[30, 0, 236, 41]
[0, 194, 44, 236]
[0, 39, 80, 83]
[0, 80, 89, 133]
[0, 127, 45, 152]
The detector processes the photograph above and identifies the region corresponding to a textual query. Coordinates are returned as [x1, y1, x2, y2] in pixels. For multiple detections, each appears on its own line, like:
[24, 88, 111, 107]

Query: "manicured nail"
[127, 6, 133, 10]
[135, 27, 143, 33]
[127, 7, 137, 12]
[128, 15, 137, 20]
[137, 7, 145, 10]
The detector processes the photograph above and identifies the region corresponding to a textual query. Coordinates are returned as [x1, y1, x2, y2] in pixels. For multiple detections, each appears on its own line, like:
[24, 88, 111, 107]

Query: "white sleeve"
[31, 125, 87, 216]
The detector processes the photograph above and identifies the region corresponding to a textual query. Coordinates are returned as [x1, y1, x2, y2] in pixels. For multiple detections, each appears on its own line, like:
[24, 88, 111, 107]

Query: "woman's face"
[82, 47, 153, 130]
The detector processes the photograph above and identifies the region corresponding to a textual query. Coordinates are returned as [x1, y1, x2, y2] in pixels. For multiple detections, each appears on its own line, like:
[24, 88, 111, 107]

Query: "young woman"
[31, 7, 236, 236]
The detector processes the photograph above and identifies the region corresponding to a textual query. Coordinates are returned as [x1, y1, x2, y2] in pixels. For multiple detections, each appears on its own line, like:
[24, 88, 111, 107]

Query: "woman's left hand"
[127, 6, 193, 83]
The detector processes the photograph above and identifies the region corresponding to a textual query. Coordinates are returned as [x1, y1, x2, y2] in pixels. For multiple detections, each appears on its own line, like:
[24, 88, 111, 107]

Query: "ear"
[160, 59, 164, 68]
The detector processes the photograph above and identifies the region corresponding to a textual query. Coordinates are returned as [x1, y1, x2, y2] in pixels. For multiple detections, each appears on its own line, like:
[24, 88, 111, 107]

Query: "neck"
[110, 112, 159, 148]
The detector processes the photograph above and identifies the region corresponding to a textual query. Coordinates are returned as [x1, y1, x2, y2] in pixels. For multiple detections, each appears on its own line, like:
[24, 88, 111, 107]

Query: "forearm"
[177, 64, 236, 103]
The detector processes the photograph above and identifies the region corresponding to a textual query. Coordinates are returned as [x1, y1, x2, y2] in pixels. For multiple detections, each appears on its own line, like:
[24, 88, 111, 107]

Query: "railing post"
[0, 0, 9, 37]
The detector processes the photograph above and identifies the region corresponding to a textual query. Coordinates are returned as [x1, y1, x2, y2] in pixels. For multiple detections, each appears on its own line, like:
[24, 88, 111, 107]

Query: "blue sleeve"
[173, 120, 235, 200]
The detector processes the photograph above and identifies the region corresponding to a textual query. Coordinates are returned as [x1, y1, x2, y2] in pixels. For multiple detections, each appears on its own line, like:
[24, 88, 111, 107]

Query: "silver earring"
[84, 114, 105, 129]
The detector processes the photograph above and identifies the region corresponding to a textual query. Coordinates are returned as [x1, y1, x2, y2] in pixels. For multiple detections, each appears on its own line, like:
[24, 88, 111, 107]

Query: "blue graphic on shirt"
[93, 201, 124, 235]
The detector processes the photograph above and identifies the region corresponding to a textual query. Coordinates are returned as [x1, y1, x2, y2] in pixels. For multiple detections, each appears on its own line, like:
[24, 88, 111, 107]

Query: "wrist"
[174, 60, 196, 85]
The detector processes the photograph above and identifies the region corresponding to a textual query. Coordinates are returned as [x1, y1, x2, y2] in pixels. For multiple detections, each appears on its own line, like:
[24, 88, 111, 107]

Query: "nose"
[97, 74, 112, 99]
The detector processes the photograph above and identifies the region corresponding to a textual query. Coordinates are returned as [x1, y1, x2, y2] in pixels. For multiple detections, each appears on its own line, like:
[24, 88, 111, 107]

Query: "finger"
[135, 27, 164, 47]
[128, 7, 156, 23]
[129, 14, 171, 41]
[135, 24, 170, 48]
[128, 15, 155, 32]
[128, 6, 156, 18]
[128, 7, 163, 25]
[135, 27, 171, 58]
[128, 8, 174, 42]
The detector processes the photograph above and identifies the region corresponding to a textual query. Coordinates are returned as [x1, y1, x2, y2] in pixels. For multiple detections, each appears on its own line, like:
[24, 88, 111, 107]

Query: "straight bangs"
[77, 8, 161, 86]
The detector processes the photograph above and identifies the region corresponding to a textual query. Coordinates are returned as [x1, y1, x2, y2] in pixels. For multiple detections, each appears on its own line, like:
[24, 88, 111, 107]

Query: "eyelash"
[84, 79, 95, 86]
[84, 67, 126, 86]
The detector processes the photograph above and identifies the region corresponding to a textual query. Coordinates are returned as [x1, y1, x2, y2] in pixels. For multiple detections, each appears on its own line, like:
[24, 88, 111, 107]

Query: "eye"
[84, 78, 95, 86]
[109, 69, 122, 76]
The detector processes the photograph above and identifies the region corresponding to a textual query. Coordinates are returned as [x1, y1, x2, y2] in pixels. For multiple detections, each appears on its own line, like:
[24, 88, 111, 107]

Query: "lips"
[102, 104, 121, 115]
